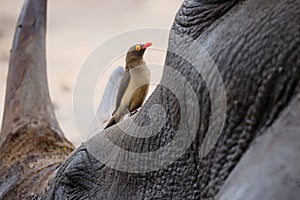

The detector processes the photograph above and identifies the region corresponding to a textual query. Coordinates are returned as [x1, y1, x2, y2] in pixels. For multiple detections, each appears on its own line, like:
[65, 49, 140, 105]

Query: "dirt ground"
[0, 0, 183, 146]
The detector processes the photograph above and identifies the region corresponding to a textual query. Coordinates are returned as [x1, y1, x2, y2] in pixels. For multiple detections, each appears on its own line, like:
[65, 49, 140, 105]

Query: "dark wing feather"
[104, 117, 117, 129]
[112, 69, 130, 115]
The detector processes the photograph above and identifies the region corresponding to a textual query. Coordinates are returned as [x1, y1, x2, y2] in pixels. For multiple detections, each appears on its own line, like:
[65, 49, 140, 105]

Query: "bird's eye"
[135, 45, 141, 51]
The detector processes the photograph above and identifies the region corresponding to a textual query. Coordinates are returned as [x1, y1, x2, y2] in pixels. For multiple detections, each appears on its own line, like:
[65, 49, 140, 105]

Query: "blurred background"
[0, 0, 183, 146]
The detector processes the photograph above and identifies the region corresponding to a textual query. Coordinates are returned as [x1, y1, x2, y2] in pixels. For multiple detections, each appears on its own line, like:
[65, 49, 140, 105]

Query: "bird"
[104, 42, 152, 129]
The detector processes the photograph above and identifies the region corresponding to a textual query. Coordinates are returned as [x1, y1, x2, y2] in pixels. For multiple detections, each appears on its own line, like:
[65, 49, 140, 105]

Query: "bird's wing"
[112, 69, 130, 115]
[129, 84, 149, 113]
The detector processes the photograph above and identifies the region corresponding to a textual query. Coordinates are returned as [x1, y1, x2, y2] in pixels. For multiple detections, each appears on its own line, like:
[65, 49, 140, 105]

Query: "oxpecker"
[104, 42, 152, 129]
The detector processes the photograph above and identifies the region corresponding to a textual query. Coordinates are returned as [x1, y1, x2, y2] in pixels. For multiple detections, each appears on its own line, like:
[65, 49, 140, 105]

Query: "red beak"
[142, 42, 152, 49]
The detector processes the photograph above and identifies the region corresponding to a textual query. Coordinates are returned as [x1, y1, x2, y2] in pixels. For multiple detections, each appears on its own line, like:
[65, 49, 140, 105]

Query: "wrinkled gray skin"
[46, 0, 300, 199]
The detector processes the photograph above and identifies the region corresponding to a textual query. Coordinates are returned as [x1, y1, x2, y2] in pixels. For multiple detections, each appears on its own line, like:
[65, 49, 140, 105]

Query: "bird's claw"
[129, 110, 138, 116]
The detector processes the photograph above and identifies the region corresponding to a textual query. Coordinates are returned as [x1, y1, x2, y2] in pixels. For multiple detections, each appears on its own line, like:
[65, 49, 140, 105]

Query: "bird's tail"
[104, 117, 117, 129]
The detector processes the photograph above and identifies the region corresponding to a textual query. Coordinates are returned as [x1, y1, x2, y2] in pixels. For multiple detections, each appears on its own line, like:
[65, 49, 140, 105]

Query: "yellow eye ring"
[135, 45, 141, 51]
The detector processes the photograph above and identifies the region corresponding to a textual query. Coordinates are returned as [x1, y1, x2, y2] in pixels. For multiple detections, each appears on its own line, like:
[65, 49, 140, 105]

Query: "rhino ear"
[0, 0, 73, 198]
[88, 66, 124, 133]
